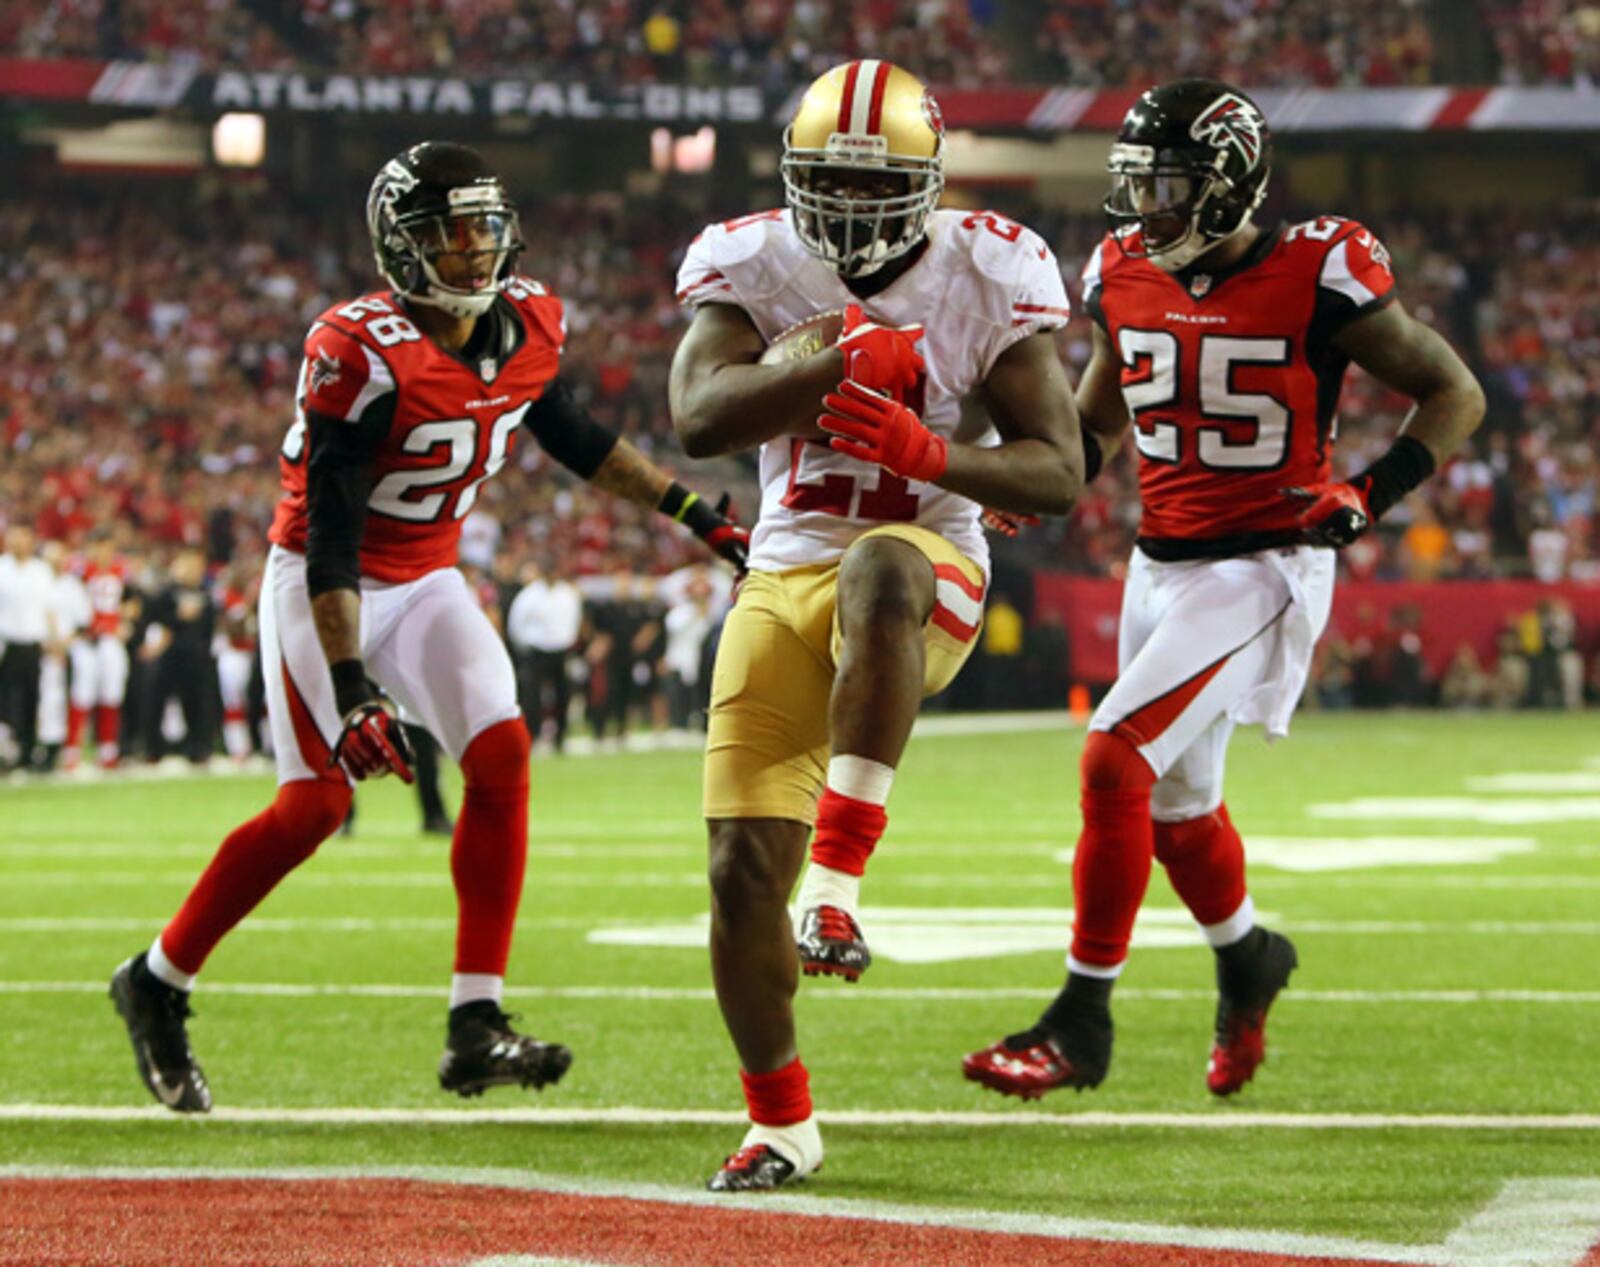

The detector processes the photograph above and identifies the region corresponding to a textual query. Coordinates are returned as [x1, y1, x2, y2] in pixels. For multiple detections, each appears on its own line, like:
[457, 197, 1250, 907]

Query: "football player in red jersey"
[964, 80, 1485, 1100]
[109, 141, 748, 1113]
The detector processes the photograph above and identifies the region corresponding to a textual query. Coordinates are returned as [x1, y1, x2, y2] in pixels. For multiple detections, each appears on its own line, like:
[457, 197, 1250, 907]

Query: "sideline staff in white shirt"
[0, 525, 58, 769]
[506, 561, 584, 752]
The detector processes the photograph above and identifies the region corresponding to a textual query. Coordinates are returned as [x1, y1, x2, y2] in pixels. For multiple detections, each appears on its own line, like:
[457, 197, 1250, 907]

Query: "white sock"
[1066, 953, 1125, 981]
[1201, 895, 1256, 949]
[449, 973, 504, 1010]
[146, 936, 196, 992]
[795, 862, 861, 915]
[742, 1117, 824, 1178]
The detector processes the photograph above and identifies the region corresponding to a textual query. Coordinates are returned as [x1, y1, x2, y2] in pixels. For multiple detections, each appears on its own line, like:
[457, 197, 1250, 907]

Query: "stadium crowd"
[2, 178, 1598, 772]
[7, 0, 1599, 87]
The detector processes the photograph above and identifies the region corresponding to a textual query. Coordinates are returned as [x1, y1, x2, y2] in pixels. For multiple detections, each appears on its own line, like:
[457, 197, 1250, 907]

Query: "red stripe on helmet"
[838, 61, 862, 133]
[865, 61, 891, 134]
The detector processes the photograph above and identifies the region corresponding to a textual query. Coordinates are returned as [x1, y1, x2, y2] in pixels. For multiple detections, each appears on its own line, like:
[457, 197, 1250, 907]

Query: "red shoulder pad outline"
[502, 276, 566, 352]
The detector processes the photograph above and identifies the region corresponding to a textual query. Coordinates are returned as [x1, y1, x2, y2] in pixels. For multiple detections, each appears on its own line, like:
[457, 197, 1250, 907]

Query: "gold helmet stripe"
[838, 59, 891, 135]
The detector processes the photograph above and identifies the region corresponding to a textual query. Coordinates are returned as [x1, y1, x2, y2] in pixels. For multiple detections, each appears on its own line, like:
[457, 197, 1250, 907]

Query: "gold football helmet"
[781, 61, 945, 277]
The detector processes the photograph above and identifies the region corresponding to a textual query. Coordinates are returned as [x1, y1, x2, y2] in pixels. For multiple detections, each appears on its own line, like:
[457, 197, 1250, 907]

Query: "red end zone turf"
[0, 1177, 1432, 1267]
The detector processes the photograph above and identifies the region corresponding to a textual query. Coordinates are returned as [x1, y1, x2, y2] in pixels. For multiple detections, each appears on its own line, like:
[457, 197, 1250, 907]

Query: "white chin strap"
[1149, 217, 1254, 274]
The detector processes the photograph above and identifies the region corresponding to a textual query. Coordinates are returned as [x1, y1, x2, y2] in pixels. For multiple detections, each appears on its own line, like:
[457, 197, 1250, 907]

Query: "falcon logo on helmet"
[781, 61, 945, 278]
[366, 141, 523, 320]
[1191, 93, 1265, 166]
[1104, 78, 1273, 274]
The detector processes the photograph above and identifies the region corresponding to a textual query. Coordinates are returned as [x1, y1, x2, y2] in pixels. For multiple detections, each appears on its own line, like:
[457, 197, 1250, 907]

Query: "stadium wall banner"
[2, 58, 1597, 130]
[1034, 574, 1600, 686]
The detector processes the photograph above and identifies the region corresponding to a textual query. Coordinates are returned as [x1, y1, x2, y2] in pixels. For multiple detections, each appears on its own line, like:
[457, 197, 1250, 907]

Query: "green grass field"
[3, 711, 1598, 1254]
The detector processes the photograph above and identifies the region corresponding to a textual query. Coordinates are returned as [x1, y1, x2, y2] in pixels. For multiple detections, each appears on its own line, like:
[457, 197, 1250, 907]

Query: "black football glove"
[328, 661, 415, 784]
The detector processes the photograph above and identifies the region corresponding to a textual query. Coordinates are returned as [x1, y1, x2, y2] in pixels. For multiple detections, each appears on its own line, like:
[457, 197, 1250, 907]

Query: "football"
[757, 309, 846, 365]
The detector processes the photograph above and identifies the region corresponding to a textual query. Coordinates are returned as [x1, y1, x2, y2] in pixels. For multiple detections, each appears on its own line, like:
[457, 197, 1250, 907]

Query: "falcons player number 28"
[280, 296, 533, 525]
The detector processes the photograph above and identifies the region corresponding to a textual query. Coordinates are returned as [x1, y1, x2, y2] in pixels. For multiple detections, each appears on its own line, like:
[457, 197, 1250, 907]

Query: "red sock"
[1154, 804, 1248, 927]
[161, 779, 351, 974]
[95, 706, 120, 761]
[809, 789, 887, 877]
[451, 718, 531, 975]
[1070, 730, 1157, 971]
[67, 706, 88, 749]
[740, 1057, 812, 1126]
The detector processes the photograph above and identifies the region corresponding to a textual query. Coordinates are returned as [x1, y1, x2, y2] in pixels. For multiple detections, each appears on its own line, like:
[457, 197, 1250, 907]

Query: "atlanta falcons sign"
[1190, 92, 1265, 166]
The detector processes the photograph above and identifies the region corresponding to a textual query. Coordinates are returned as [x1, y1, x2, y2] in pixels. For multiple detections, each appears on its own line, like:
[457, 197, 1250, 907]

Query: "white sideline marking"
[5, 1165, 1600, 1267]
[6, 980, 1600, 1005]
[0, 1163, 1443, 1266]
[1442, 1179, 1600, 1267]
[6, 1105, 1600, 1132]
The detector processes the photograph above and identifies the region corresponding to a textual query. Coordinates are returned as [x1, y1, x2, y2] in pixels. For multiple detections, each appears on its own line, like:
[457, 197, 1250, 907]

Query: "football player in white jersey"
[669, 60, 1092, 1190]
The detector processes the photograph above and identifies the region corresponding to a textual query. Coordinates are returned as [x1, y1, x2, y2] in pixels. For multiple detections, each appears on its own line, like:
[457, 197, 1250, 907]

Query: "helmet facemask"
[369, 162, 524, 319]
[1105, 142, 1265, 273]
[782, 131, 942, 278]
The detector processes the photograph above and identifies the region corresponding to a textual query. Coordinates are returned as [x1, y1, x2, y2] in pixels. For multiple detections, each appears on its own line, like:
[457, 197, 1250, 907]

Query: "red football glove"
[699, 492, 750, 572]
[329, 699, 415, 784]
[981, 507, 1041, 538]
[819, 379, 948, 483]
[1283, 479, 1373, 548]
[836, 303, 924, 399]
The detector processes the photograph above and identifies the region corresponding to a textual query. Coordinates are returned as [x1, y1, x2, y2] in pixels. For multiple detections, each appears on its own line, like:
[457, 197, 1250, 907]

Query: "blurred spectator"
[506, 559, 584, 751]
[1439, 642, 1492, 708]
[660, 568, 718, 731]
[1491, 623, 1532, 707]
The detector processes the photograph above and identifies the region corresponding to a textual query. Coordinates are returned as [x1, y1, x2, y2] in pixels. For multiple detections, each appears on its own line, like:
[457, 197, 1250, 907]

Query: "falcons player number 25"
[1120, 330, 1292, 470]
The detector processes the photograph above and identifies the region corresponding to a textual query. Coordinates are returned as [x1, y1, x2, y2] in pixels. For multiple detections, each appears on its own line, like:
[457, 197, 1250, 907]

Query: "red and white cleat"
[962, 1015, 1111, 1100]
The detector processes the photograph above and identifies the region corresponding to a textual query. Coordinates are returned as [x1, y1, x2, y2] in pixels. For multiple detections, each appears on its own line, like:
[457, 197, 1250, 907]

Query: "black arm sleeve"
[305, 399, 395, 598]
[521, 376, 620, 479]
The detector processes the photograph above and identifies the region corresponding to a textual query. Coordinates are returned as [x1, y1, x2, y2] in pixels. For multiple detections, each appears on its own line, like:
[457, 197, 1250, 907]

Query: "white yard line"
[6, 915, 1600, 935]
[4, 1105, 1599, 1132]
[7, 980, 1600, 1004]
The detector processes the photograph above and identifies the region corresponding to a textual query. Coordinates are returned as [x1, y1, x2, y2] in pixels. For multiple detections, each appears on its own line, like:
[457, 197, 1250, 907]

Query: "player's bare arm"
[525, 375, 748, 569]
[1289, 299, 1487, 547]
[1334, 299, 1487, 462]
[1077, 322, 1134, 456]
[587, 439, 671, 506]
[944, 330, 1085, 514]
[668, 302, 844, 458]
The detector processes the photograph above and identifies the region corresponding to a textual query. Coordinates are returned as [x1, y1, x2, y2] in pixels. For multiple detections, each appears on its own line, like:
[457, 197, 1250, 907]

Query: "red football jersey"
[81, 560, 128, 637]
[269, 278, 565, 582]
[1083, 217, 1397, 546]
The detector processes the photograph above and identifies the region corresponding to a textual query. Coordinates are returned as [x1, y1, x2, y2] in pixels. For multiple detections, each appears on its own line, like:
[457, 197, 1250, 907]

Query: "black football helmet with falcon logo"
[1105, 78, 1272, 272]
[367, 141, 524, 319]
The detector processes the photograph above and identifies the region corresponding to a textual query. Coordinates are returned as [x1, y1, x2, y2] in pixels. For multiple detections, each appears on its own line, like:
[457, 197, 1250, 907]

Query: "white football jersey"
[676, 208, 1070, 576]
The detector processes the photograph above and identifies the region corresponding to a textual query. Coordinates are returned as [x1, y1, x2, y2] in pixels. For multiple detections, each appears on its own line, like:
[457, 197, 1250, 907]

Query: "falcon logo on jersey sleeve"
[308, 348, 342, 394]
[1190, 93, 1264, 166]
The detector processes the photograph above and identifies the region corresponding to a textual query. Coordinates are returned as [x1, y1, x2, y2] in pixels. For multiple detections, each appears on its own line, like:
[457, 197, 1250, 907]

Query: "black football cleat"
[796, 905, 871, 981]
[707, 1143, 810, 1192]
[438, 1002, 572, 1097]
[1208, 928, 1298, 1096]
[962, 1006, 1113, 1100]
[109, 953, 212, 1113]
